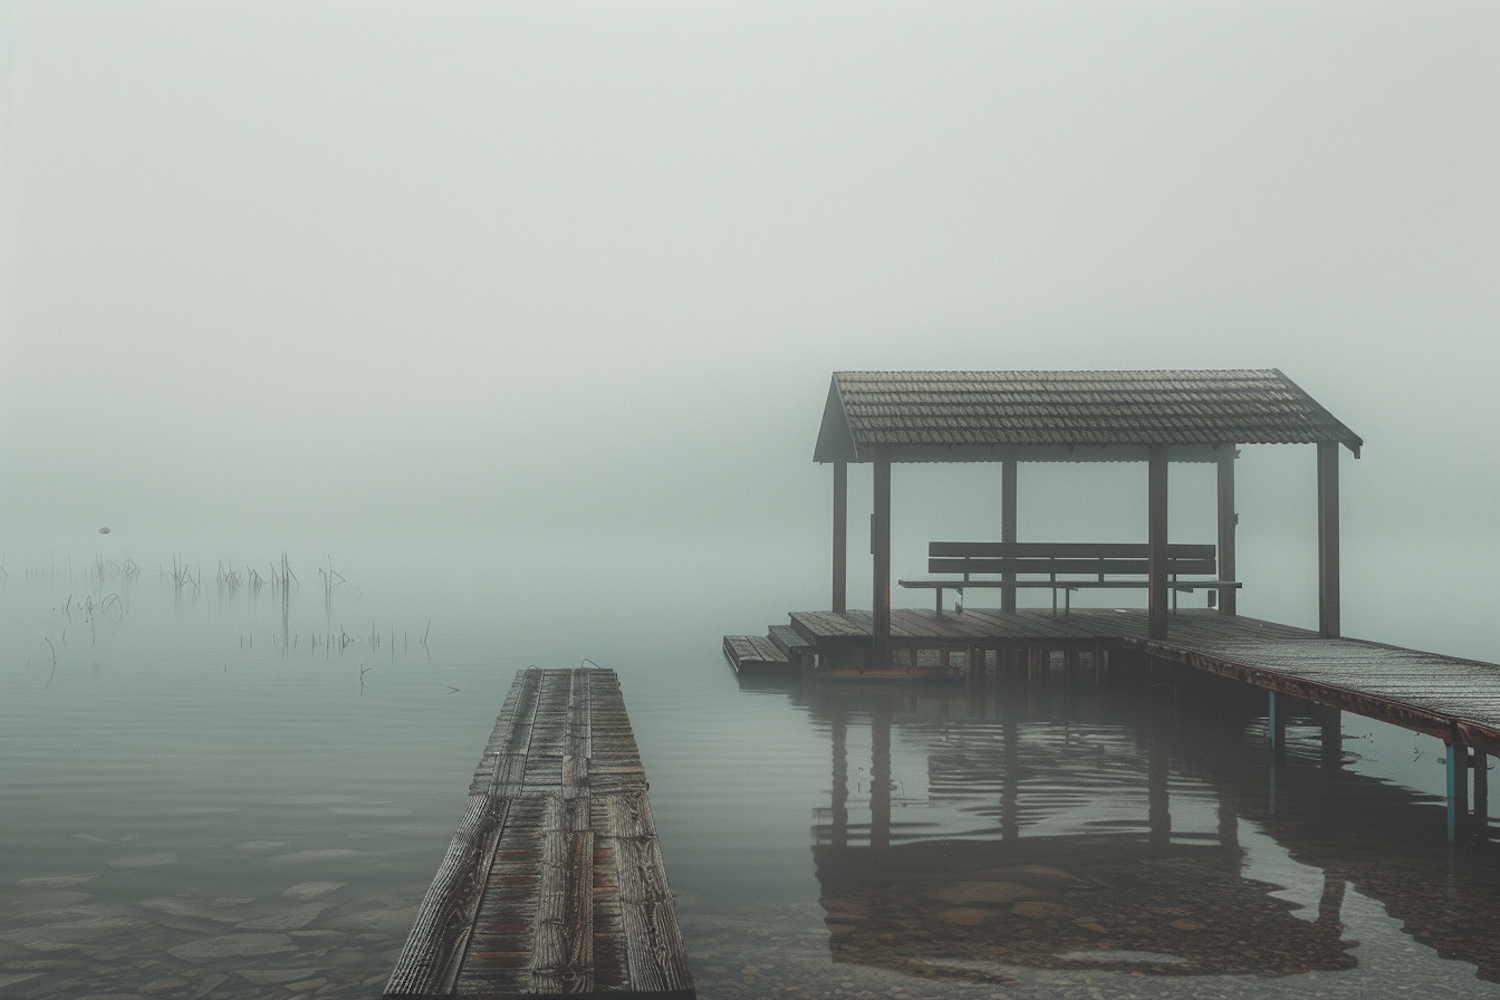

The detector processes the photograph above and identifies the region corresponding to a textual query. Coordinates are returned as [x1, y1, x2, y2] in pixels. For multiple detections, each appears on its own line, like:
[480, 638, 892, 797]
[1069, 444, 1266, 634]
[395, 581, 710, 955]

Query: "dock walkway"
[385, 667, 695, 1000]
[726, 609, 1500, 757]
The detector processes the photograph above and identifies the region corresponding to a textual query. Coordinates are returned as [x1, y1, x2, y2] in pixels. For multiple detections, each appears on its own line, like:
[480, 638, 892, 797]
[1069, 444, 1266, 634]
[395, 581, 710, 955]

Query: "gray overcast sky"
[2, 0, 1496, 548]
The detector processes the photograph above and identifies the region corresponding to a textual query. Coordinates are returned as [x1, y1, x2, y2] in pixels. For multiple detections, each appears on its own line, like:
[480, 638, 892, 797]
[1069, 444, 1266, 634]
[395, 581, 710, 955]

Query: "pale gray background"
[3, 0, 1496, 648]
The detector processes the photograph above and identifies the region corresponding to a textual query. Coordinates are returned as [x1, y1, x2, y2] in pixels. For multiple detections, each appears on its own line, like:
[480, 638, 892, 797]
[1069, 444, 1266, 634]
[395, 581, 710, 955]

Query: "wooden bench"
[897, 541, 1241, 616]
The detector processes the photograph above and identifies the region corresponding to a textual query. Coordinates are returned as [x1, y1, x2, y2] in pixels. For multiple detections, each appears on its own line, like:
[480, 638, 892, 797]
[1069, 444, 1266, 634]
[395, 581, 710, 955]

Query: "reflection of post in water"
[1317, 871, 1346, 931]
[1217, 783, 1240, 854]
[1320, 706, 1342, 768]
[1002, 714, 1019, 841]
[871, 696, 892, 855]
[831, 706, 848, 849]
[1267, 691, 1285, 814]
[1149, 739, 1171, 850]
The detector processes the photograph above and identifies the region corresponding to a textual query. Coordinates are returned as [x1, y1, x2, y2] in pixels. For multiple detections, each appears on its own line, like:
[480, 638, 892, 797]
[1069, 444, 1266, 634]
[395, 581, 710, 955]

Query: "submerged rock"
[283, 977, 328, 992]
[15, 874, 99, 889]
[234, 905, 328, 931]
[1, 916, 147, 945]
[12, 890, 96, 915]
[139, 977, 189, 993]
[927, 881, 1037, 905]
[232, 841, 288, 856]
[282, 881, 345, 901]
[328, 904, 418, 937]
[166, 933, 297, 961]
[236, 968, 323, 986]
[138, 899, 242, 924]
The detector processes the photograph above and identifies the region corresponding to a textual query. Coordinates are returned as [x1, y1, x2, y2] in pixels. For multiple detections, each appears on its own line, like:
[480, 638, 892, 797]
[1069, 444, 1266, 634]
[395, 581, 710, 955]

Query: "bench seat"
[897, 541, 1240, 615]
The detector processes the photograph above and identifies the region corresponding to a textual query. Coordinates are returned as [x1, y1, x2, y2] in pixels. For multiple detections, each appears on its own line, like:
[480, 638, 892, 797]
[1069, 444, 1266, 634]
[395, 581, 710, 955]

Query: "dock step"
[385, 667, 695, 999]
[722, 634, 789, 673]
[768, 624, 811, 659]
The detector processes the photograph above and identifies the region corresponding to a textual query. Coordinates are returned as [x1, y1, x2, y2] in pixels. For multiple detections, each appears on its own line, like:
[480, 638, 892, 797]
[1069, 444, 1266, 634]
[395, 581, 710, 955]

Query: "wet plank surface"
[721, 634, 788, 672]
[385, 667, 695, 999]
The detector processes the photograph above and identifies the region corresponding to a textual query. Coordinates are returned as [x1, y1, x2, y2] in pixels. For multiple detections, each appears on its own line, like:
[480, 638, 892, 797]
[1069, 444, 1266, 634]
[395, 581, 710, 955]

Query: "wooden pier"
[385, 667, 695, 1000]
[725, 607, 1500, 841]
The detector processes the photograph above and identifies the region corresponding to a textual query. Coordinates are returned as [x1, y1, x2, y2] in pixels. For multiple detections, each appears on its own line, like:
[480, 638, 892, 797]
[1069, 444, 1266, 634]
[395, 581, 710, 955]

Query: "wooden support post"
[1476, 750, 1489, 840]
[871, 455, 892, 667]
[1149, 740, 1171, 850]
[1001, 459, 1018, 612]
[832, 462, 847, 614]
[1447, 743, 1462, 844]
[1317, 440, 1341, 639]
[1148, 444, 1169, 640]
[1217, 446, 1237, 616]
[1456, 744, 1470, 829]
[1268, 691, 1286, 764]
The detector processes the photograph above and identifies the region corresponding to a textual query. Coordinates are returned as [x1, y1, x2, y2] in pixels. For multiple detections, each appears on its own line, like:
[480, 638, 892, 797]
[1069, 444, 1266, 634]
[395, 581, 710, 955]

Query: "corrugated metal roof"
[814, 369, 1362, 463]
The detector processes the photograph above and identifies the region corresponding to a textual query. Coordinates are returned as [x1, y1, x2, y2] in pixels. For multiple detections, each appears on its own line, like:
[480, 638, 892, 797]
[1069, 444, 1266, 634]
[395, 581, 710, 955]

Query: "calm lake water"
[4, 531, 1500, 999]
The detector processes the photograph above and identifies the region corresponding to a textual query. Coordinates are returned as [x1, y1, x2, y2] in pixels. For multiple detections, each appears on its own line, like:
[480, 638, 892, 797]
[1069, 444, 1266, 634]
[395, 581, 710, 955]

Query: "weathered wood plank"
[604, 793, 694, 997]
[387, 666, 693, 1000]
[389, 669, 546, 996]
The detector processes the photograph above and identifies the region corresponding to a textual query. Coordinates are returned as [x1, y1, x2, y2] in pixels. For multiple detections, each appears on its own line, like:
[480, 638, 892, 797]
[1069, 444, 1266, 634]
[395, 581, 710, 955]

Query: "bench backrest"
[928, 541, 1216, 578]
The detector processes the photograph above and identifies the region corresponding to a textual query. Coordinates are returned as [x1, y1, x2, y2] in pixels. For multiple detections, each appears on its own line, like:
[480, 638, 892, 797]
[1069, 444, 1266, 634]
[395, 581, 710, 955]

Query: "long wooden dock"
[726, 607, 1500, 762]
[385, 667, 695, 1000]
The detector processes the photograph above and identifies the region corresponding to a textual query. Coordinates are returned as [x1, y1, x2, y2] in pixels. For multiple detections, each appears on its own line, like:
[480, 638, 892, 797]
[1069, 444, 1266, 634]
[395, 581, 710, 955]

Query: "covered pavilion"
[812, 369, 1363, 661]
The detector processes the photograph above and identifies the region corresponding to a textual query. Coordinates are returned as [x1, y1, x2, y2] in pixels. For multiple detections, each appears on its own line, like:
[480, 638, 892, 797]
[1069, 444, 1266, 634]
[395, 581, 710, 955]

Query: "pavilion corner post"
[832, 462, 848, 614]
[1147, 444, 1169, 640]
[1216, 446, 1237, 616]
[871, 454, 892, 667]
[1001, 459, 1018, 612]
[1317, 440, 1341, 639]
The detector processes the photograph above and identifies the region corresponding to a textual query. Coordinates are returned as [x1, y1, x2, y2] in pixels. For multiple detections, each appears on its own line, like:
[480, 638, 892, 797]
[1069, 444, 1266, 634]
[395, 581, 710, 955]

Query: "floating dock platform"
[385, 667, 695, 1000]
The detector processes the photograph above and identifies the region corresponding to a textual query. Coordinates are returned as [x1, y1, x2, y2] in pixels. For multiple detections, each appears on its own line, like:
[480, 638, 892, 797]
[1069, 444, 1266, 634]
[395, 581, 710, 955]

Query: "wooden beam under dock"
[385, 667, 695, 1000]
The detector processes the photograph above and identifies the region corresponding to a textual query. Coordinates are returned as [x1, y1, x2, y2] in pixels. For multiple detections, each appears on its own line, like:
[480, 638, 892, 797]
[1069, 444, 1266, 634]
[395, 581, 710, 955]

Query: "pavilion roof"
[813, 369, 1362, 464]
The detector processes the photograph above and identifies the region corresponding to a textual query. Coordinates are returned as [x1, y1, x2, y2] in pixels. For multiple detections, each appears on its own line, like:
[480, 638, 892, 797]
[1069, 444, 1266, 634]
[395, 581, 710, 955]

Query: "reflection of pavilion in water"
[799, 664, 1500, 985]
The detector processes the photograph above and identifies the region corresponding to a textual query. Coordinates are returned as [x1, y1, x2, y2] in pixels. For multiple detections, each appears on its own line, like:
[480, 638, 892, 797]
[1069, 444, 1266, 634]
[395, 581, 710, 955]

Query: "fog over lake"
[2, 2, 1498, 998]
